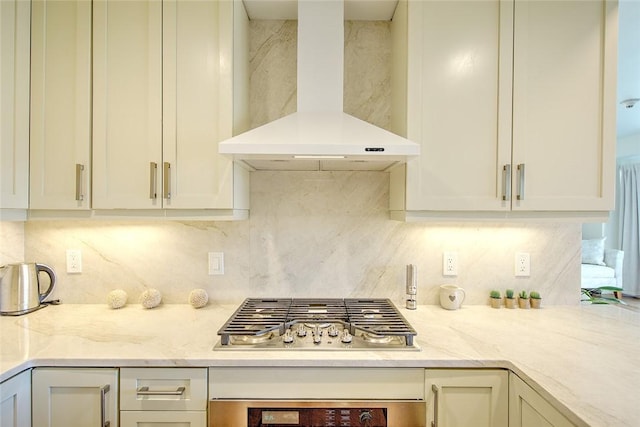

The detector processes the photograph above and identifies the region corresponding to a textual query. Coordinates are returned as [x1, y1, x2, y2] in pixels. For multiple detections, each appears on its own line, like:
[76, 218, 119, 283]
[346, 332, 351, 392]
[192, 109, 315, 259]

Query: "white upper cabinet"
[391, 0, 617, 220]
[30, 0, 91, 210]
[510, 0, 617, 212]
[0, 0, 30, 213]
[162, 0, 235, 209]
[92, 0, 163, 209]
[93, 0, 249, 215]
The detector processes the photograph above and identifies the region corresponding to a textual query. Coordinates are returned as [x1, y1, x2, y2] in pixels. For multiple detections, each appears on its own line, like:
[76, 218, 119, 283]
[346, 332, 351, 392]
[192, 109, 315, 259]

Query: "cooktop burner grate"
[217, 298, 417, 348]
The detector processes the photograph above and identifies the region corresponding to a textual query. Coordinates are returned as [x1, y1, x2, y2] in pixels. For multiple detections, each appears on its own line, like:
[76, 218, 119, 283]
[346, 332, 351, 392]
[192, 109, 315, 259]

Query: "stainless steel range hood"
[219, 0, 419, 171]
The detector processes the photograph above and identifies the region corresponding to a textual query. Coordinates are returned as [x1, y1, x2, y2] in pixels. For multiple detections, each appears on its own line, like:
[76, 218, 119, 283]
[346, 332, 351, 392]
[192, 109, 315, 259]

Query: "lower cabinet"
[120, 411, 206, 427]
[509, 373, 574, 427]
[120, 367, 207, 427]
[7, 365, 577, 427]
[0, 370, 31, 427]
[425, 369, 508, 427]
[32, 368, 119, 427]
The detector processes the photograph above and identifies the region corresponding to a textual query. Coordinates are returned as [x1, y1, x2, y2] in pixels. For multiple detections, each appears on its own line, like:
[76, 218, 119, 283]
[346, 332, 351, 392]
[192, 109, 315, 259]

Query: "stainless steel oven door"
[209, 400, 426, 427]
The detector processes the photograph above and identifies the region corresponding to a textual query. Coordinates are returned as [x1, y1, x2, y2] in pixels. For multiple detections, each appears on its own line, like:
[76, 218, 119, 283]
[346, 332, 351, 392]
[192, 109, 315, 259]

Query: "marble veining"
[1, 304, 639, 427]
[344, 21, 392, 129]
[249, 20, 297, 129]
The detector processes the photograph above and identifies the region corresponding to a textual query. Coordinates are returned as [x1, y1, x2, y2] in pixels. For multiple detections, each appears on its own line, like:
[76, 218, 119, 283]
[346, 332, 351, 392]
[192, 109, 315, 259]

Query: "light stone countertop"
[1, 303, 638, 427]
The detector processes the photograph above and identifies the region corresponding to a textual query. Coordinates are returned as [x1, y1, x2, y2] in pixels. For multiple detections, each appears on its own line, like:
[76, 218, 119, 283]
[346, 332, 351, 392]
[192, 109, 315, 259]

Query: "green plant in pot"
[504, 289, 516, 308]
[518, 290, 529, 309]
[529, 291, 541, 309]
[489, 290, 501, 308]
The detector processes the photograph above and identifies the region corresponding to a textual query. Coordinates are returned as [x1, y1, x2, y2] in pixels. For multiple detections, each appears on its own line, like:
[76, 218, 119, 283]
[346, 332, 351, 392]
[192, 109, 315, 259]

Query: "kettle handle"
[35, 263, 56, 302]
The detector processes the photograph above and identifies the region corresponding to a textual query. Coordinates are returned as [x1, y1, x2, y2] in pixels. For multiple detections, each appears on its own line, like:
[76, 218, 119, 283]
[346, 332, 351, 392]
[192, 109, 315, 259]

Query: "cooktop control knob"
[341, 329, 353, 344]
[282, 329, 294, 344]
[296, 324, 307, 337]
[312, 325, 322, 344]
[327, 325, 339, 337]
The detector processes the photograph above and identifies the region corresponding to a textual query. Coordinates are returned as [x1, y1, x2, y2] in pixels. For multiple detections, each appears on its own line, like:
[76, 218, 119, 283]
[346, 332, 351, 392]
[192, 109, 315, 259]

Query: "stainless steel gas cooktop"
[214, 298, 419, 351]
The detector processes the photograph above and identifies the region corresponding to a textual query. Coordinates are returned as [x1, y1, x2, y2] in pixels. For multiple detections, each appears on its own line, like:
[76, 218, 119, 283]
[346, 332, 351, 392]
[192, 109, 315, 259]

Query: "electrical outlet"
[66, 249, 82, 273]
[208, 252, 224, 275]
[443, 251, 458, 276]
[515, 252, 530, 277]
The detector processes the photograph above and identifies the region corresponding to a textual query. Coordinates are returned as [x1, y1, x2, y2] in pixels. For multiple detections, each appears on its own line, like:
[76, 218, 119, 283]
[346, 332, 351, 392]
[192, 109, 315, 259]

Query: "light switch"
[208, 252, 224, 275]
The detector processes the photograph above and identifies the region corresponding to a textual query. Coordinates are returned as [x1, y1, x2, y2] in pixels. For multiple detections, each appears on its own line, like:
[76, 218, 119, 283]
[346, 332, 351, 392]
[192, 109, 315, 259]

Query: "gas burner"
[361, 309, 383, 319]
[215, 298, 418, 351]
[304, 323, 331, 329]
[230, 333, 274, 345]
[361, 333, 395, 345]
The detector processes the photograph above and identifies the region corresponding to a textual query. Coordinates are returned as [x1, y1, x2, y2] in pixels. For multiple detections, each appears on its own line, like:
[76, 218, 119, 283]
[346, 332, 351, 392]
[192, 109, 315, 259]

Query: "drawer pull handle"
[136, 386, 186, 396]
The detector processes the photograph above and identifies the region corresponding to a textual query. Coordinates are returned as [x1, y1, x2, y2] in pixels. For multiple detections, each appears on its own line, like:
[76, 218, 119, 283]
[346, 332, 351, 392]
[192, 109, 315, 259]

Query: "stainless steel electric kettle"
[0, 262, 56, 315]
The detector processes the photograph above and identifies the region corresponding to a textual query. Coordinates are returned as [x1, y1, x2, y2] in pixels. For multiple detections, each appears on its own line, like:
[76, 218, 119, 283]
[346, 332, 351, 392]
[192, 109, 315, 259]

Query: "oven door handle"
[431, 384, 439, 427]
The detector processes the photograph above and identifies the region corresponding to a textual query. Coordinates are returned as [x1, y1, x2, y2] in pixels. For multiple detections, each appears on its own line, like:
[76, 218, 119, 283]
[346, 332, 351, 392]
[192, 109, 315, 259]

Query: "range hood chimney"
[219, 0, 420, 171]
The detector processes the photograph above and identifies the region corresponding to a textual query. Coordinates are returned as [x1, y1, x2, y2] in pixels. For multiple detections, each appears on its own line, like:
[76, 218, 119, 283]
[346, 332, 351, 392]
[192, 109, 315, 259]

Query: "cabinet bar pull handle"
[75, 164, 85, 201]
[163, 162, 171, 199]
[136, 386, 186, 396]
[517, 163, 526, 200]
[100, 384, 110, 427]
[502, 164, 511, 201]
[431, 384, 439, 427]
[149, 162, 158, 199]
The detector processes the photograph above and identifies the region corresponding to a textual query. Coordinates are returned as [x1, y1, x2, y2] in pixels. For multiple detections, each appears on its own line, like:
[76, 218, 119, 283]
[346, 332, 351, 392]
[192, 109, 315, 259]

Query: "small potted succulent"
[529, 291, 542, 308]
[518, 290, 529, 309]
[489, 290, 502, 308]
[504, 289, 516, 309]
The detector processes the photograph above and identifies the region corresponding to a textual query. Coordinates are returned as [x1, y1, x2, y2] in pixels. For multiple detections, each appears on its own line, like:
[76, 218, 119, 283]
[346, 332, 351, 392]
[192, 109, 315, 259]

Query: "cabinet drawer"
[120, 410, 206, 427]
[209, 367, 425, 400]
[120, 368, 207, 411]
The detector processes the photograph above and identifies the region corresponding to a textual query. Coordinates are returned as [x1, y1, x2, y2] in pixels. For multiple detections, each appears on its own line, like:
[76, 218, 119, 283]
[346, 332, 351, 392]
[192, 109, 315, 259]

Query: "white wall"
[617, 132, 640, 160]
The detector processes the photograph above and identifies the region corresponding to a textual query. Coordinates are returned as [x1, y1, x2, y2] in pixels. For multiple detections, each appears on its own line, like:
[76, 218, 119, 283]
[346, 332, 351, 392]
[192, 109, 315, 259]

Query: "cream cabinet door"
[395, 0, 616, 218]
[425, 369, 508, 427]
[510, 0, 617, 212]
[30, 0, 91, 210]
[92, 0, 162, 209]
[509, 373, 575, 427]
[32, 368, 119, 427]
[0, 370, 31, 427]
[403, 0, 513, 212]
[162, 0, 235, 209]
[0, 0, 30, 211]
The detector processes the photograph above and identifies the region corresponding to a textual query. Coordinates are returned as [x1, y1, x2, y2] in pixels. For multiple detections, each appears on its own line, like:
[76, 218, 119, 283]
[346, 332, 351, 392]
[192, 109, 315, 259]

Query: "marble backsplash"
[0, 221, 24, 264]
[18, 170, 581, 307]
